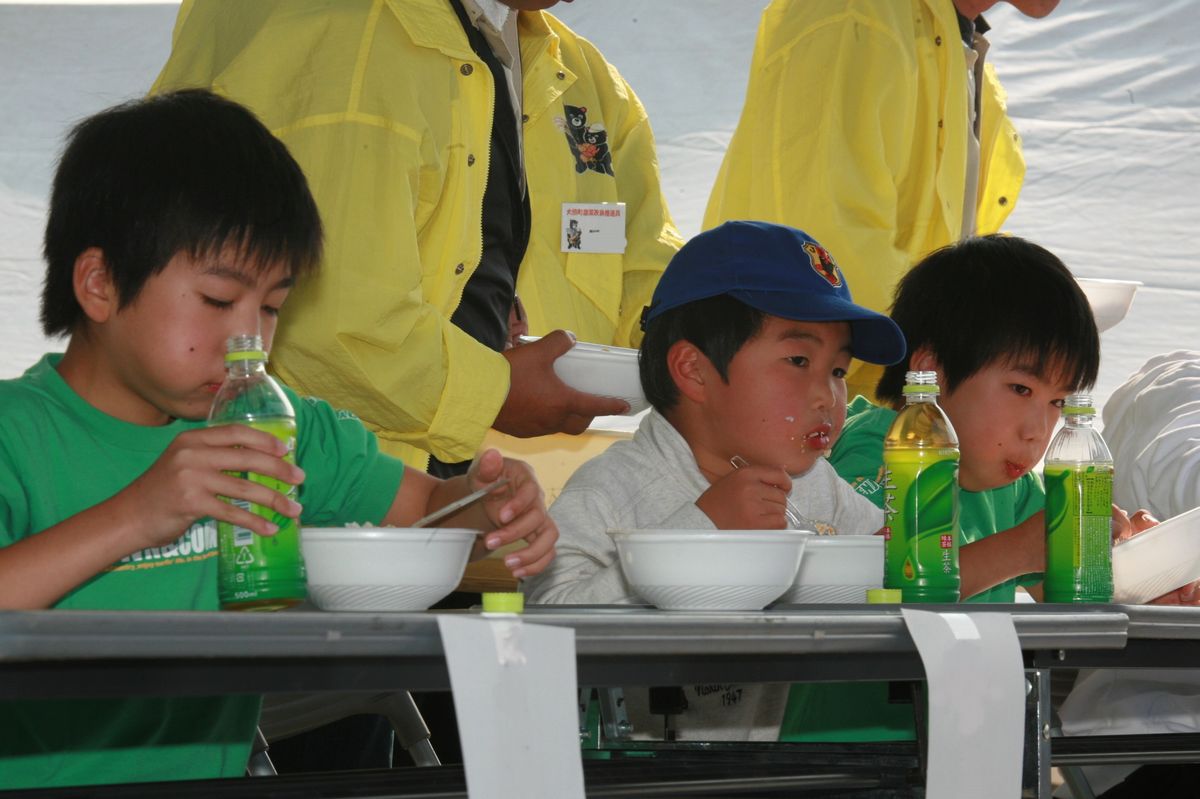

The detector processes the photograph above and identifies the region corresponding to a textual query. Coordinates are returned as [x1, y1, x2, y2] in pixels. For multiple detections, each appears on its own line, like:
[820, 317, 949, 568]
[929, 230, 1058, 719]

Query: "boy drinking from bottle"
[782, 234, 1182, 742]
[0, 89, 557, 789]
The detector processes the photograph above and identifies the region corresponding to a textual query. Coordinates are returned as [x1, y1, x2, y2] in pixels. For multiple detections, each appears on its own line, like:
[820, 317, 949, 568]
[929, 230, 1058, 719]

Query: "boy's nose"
[812, 376, 836, 409]
[1021, 409, 1053, 442]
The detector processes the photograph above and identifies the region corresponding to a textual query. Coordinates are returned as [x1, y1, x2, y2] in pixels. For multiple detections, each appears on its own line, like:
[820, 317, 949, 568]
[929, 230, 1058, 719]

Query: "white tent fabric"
[2, 0, 1198, 415]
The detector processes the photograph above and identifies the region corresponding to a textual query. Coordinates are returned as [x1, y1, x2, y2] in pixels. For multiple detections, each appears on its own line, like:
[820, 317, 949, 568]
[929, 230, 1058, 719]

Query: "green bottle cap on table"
[482, 592, 525, 614]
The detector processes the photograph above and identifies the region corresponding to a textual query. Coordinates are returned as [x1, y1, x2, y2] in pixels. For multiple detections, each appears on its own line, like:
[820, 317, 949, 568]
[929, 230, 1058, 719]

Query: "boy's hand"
[696, 464, 792, 530]
[119, 425, 304, 550]
[467, 449, 558, 578]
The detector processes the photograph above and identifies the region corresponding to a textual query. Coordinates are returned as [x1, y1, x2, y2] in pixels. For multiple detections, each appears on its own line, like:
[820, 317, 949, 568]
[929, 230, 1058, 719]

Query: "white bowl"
[552, 340, 648, 415]
[300, 527, 476, 611]
[779, 535, 884, 604]
[610, 528, 810, 611]
[1113, 506, 1200, 604]
[1075, 278, 1141, 333]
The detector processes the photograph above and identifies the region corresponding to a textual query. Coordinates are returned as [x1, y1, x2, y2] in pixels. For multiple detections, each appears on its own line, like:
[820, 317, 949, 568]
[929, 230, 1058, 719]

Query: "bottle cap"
[902, 370, 939, 394]
[866, 588, 902, 604]
[1063, 393, 1096, 415]
[482, 592, 524, 614]
[224, 333, 266, 363]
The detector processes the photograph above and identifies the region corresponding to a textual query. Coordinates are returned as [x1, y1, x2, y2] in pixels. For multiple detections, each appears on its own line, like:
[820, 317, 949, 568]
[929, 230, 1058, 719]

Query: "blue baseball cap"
[642, 221, 906, 365]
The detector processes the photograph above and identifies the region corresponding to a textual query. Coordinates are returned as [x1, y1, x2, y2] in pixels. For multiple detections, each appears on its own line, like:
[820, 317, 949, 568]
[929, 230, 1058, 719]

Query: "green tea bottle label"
[1044, 463, 1113, 603]
[882, 447, 961, 602]
[217, 417, 306, 610]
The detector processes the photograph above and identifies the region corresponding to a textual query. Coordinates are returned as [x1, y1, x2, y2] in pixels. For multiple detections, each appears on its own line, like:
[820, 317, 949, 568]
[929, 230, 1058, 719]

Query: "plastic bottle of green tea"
[1043, 394, 1113, 603]
[882, 371, 961, 602]
[208, 334, 307, 611]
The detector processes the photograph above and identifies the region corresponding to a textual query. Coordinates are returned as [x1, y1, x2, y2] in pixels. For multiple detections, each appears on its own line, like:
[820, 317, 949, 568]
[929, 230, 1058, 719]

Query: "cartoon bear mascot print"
[554, 104, 616, 177]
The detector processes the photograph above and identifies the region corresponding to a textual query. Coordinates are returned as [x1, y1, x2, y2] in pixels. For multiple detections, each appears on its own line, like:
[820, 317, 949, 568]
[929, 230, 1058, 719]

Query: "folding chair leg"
[383, 691, 441, 767]
[246, 727, 278, 776]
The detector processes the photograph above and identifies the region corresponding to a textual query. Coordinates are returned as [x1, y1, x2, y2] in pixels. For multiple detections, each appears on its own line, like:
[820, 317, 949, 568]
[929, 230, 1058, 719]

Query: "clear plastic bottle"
[882, 371, 961, 602]
[1043, 394, 1113, 603]
[208, 334, 307, 611]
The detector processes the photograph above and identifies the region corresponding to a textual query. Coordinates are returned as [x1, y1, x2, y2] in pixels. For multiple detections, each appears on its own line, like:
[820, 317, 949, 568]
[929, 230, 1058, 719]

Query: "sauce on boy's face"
[937, 361, 1073, 492]
[698, 317, 851, 477]
[86, 248, 294, 426]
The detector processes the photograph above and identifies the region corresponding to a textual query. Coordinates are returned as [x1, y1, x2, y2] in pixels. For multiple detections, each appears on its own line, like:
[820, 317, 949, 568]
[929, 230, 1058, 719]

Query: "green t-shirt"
[0, 354, 406, 789]
[781, 396, 1044, 742]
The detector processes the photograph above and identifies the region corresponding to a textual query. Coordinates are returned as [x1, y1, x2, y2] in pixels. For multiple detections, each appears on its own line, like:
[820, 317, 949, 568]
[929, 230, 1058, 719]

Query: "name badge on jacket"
[561, 203, 626, 254]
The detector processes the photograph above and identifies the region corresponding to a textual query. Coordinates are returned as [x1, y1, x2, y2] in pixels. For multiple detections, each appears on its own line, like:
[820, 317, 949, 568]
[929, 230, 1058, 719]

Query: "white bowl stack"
[779, 535, 884, 604]
[610, 528, 810, 611]
[300, 527, 476, 611]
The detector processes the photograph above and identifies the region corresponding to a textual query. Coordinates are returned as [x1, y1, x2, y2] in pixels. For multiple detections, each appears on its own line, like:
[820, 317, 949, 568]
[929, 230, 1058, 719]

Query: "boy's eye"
[832, 367, 848, 379]
[1051, 398, 1066, 409]
[787, 356, 809, 367]
[203, 296, 233, 310]
[262, 305, 281, 317]
[1010, 383, 1032, 397]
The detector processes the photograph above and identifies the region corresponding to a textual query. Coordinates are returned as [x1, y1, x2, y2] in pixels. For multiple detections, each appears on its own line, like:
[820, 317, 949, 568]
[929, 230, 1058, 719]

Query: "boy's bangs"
[985, 324, 1099, 394]
[185, 225, 318, 283]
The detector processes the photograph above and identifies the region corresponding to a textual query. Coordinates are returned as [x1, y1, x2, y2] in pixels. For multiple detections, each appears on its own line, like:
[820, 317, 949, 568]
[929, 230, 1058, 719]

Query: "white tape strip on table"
[437, 615, 585, 799]
[901, 610, 1026, 799]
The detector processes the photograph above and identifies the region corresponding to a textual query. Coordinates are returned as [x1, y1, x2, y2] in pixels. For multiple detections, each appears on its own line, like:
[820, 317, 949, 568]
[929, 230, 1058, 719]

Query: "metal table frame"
[2, 604, 1198, 798]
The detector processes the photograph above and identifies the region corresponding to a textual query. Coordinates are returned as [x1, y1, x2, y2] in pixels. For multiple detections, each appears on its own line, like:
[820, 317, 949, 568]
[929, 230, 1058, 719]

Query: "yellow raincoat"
[705, 0, 1025, 320]
[154, 0, 681, 468]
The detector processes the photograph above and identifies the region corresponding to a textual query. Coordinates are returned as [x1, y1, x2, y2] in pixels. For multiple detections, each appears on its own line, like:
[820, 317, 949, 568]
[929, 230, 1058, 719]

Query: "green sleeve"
[828, 397, 892, 509]
[1013, 472, 1046, 587]
[290, 390, 407, 527]
[1013, 470, 1046, 525]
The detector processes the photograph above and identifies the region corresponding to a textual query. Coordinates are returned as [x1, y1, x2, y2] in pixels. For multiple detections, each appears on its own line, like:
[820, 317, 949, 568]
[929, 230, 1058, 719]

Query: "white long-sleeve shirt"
[526, 409, 881, 741]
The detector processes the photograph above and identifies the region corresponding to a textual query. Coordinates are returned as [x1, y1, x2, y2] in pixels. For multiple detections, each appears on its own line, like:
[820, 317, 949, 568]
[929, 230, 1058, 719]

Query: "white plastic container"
[300, 527, 476, 611]
[779, 535, 884, 604]
[1075, 278, 1141, 332]
[1112, 506, 1200, 604]
[609, 528, 809, 611]
[550, 340, 648, 415]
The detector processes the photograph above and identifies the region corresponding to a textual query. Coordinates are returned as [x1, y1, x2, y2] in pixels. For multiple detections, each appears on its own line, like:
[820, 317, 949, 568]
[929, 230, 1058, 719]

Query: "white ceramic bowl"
[300, 527, 476, 611]
[778, 535, 884, 604]
[1075, 278, 1141, 333]
[552, 340, 648, 415]
[609, 528, 810, 611]
[1113, 506, 1200, 604]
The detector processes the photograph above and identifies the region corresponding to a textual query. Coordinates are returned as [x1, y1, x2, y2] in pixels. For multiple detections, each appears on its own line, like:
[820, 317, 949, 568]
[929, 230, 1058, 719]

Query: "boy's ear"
[909, 346, 942, 374]
[666, 339, 711, 404]
[73, 248, 118, 324]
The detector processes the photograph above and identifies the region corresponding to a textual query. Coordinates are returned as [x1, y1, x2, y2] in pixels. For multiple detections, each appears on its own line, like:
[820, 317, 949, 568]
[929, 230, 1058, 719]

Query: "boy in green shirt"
[783, 234, 1104, 741]
[0, 90, 557, 789]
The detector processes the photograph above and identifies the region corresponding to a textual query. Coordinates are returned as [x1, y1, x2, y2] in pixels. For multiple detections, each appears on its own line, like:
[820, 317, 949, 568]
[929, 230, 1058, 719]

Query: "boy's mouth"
[1004, 461, 1027, 480]
[804, 422, 833, 451]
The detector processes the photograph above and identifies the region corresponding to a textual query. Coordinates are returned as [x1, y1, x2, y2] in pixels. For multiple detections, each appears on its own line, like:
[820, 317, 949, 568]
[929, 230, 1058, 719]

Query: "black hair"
[876, 234, 1100, 405]
[639, 295, 766, 413]
[41, 89, 322, 336]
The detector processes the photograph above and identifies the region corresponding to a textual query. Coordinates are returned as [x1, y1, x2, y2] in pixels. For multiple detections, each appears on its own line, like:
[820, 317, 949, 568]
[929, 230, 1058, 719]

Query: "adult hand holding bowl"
[495, 333, 646, 438]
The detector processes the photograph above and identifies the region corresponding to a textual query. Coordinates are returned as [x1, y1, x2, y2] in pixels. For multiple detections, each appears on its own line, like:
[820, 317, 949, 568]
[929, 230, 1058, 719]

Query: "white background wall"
[2, 0, 1198, 412]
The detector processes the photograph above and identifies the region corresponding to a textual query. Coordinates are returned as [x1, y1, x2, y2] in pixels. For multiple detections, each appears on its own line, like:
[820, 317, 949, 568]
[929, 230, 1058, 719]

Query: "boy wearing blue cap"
[526, 221, 905, 740]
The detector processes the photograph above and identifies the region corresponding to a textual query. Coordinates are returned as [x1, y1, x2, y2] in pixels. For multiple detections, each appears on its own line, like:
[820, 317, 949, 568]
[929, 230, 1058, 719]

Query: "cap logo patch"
[803, 242, 842, 287]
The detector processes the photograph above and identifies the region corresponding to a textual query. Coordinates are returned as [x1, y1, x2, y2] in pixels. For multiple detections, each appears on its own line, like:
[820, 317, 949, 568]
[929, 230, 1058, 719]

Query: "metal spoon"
[413, 478, 511, 530]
